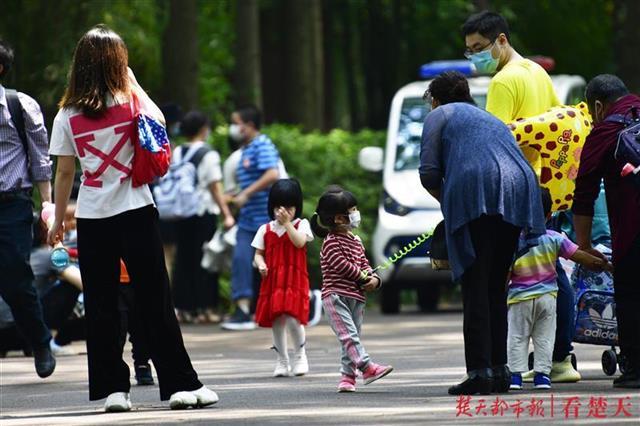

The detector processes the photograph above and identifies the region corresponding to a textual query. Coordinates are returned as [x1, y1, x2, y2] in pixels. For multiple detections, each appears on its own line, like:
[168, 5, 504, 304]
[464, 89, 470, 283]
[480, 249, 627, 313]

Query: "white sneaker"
[169, 391, 198, 410]
[191, 385, 219, 407]
[292, 352, 309, 376]
[273, 358, 290, 377]
[104, 392, 131, 412]
[50, 339, 77, 356]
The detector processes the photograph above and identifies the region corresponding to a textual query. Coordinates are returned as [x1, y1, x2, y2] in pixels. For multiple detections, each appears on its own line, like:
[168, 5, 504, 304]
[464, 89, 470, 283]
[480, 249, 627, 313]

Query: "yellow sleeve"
[486, 81, 516, 123]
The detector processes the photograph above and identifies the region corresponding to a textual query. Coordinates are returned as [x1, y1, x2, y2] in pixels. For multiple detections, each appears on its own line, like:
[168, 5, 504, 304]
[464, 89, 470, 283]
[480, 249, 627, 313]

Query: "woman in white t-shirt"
[171, 111, 234, 324]
[46, 24, 218, 412]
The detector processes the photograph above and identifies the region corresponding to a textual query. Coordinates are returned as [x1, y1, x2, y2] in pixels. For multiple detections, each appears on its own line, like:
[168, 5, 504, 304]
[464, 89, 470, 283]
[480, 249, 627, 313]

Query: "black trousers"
[614, 234, 640, 370]
[77, 205, 201, 401]
[0, 196, 51, 349]
[172, 213, 219, 312]
[118, 284, 150, 366]
[460, 215, 521, 371]
[41, 280, 84, 345]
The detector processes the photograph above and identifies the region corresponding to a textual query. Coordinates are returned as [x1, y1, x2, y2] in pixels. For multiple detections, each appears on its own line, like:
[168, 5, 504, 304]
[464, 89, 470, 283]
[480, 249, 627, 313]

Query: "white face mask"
[348, 211, 361, 229]
[229, 124, 244, 142]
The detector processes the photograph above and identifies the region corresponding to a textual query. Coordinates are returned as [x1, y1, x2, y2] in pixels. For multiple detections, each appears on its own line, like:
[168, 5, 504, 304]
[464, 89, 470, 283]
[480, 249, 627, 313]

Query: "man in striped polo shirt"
[221, 105, 280, 331]
[0, 39, 56, 376]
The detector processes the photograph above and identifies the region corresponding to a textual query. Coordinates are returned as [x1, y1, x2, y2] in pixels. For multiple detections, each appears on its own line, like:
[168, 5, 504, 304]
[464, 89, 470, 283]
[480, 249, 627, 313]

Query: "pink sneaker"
[362, 362, 393, 385]
[337, 374, 356, 392]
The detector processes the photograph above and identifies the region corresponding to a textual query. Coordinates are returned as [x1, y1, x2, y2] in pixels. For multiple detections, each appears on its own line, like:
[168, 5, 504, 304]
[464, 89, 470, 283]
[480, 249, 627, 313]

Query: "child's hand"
[587, 258, 614, 273]
[362, 276, 380, 292]
[275, 207, 293, 225]
[596, 259, 614, 273]
[258, 264, 268, 278]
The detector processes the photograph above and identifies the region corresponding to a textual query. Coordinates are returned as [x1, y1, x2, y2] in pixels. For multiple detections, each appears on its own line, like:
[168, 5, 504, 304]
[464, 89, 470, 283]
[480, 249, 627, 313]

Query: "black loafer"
[492, 365, 511, 393]
[34, 345, 56, 378]
[448, 368, 493, 395]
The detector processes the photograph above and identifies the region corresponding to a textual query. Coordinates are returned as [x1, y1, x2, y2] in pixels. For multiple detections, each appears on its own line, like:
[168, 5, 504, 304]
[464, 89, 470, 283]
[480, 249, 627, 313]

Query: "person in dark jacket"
[572, 74, 640, 389]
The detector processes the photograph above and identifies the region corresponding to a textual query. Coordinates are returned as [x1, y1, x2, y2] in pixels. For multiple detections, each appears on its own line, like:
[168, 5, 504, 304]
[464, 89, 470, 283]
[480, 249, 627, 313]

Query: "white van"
[359, 60, 586, 313]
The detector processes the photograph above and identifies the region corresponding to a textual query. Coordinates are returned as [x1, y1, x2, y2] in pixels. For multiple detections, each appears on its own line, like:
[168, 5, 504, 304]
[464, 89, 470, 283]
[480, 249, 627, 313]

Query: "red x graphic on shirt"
[75, 124, 133, 187]
[70, 104, 134, 188]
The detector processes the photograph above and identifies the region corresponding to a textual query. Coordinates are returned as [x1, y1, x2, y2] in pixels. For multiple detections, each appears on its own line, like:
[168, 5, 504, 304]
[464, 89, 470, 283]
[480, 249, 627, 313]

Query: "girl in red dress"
[252, 179, 314, 377]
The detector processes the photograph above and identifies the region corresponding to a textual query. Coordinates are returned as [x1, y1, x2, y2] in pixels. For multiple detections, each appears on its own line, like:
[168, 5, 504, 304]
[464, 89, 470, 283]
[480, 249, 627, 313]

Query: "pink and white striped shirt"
[320, 232, 378, 302]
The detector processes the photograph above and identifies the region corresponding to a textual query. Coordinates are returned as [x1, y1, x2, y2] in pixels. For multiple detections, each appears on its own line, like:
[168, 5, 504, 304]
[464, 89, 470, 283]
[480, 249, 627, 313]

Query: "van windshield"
[394, 95, 487, 171]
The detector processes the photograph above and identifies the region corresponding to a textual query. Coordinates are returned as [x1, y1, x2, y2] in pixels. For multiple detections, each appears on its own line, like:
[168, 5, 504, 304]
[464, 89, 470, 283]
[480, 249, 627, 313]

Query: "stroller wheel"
[528, 352, 534, 371]
[602, 349, 618, 376]
[618, 352, 627, 374]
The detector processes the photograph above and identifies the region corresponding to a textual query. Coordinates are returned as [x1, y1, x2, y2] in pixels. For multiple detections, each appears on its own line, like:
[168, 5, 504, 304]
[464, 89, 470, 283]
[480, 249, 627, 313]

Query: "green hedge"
[210, 124, 385, 288]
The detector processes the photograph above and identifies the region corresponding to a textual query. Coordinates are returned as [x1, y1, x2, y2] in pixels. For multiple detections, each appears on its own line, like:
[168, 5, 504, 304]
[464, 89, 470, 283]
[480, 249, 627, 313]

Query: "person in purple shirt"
[0, 38, 56, 378]
[573, 74, 640, 388]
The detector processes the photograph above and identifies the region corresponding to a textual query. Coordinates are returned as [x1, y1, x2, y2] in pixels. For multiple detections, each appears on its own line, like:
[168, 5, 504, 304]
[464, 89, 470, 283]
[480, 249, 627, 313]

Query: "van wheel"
[417, 285, 440, 312]
[380, 285, 400, 314]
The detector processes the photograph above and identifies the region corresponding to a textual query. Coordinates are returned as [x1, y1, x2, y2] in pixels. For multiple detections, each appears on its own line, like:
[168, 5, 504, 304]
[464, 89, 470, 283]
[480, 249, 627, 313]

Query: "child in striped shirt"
[311, 186, 393, 392]
[508, 188, 612, 390]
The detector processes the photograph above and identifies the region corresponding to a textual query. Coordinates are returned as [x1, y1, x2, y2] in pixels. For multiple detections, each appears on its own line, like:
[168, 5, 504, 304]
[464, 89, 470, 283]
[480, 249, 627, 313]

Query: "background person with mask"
[462, 10, 580, 385]
[462, 11, 560, 123]
[221, 105, 281, 331]
[171, 111, 235, 324]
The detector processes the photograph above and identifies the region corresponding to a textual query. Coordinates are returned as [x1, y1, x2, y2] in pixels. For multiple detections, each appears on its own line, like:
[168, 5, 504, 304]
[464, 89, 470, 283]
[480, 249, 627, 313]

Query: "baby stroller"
[570, 245, 623, 376]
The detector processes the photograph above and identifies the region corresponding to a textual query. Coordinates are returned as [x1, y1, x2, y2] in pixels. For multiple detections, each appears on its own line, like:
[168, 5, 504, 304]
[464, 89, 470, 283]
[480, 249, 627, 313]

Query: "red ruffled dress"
[255, 221, 310, 327]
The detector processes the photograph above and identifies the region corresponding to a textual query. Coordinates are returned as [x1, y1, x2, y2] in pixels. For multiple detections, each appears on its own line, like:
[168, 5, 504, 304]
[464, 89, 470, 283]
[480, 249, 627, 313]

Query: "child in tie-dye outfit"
[507, 188, 612, 391]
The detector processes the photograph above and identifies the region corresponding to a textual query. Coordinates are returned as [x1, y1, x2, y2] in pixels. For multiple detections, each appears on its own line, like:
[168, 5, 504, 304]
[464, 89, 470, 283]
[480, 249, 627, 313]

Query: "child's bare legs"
[272, 315, 289, 377]
[285, 315, 308, 375]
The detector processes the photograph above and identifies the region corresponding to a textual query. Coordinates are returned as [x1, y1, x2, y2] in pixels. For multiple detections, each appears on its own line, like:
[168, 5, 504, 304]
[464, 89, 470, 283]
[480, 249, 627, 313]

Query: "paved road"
[1, 310, 639, 425]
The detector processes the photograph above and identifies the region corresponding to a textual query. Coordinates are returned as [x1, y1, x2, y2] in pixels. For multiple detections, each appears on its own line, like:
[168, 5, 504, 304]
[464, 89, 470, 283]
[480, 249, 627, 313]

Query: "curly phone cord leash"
[370, 230, 434, 274]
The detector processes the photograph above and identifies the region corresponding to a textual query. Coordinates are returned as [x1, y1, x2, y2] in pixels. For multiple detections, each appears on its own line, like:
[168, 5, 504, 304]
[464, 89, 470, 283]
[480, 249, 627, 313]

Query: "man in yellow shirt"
[461, 10, 581, 386]
[462, 11, 560, 123]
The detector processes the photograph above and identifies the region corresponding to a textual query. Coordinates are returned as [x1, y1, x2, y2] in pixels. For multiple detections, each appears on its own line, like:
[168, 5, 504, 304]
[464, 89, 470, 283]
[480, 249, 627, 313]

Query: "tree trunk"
[360, 0, 386, 129]
[162, 0, 199, 111]
[614, 0, 640, 92]
[322, 0, 334, 130]
[233, 0, 263, 110]
[310, 0, 325, 131]
[341, 1, 361, 130]
[284, 0, 324, 130]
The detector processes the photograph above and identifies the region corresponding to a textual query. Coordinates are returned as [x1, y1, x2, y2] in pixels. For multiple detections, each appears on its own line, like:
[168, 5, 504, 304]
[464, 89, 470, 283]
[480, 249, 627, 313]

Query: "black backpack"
[605, 106, 640, 188]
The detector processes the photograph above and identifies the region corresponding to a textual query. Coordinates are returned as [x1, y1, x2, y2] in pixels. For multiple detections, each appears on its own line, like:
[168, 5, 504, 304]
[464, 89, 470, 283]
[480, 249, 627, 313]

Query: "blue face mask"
[469, 49, 498, 74]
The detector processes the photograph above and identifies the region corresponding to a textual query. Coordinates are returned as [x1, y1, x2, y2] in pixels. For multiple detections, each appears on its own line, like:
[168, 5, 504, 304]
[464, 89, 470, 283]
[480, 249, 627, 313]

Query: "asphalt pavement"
[1, 309, 639, 425]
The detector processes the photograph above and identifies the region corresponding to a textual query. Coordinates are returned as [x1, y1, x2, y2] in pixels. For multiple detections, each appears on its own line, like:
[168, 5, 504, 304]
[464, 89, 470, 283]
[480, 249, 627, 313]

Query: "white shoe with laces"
[273, 358, 290, 377]
[104, 392, 131, 412]
[292, 351, 309, 376]
[169, 391, 198, 410]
